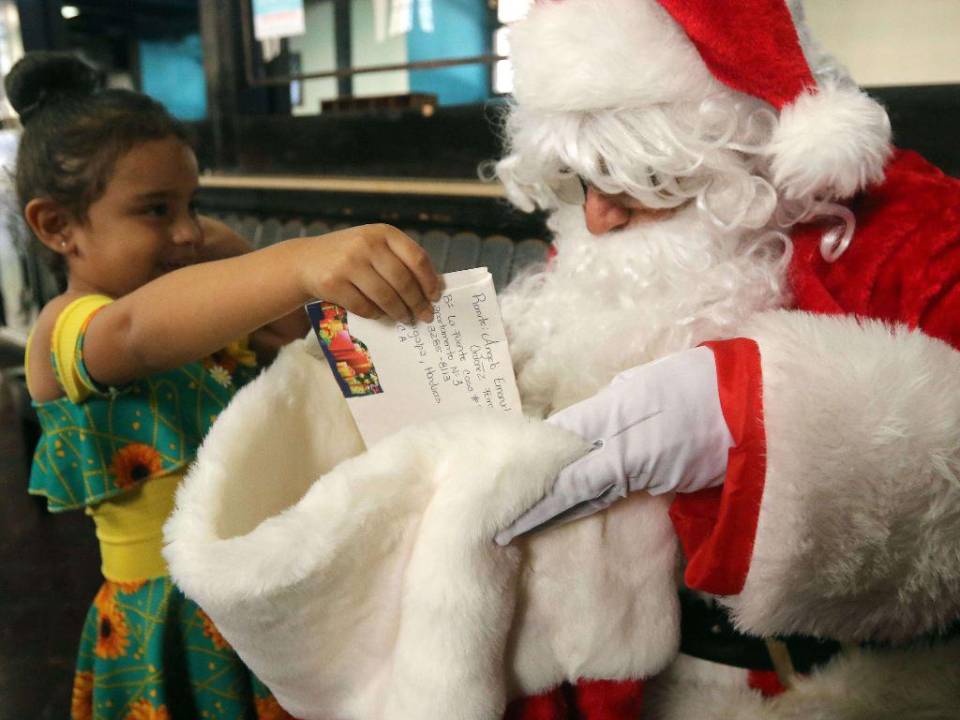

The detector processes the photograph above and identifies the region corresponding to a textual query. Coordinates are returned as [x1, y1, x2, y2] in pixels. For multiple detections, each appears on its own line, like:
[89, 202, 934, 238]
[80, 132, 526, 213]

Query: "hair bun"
[4, 51, 102, 124]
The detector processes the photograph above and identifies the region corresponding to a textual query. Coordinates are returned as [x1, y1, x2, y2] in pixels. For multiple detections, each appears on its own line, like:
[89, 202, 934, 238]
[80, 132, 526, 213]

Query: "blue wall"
[139, 34, 207, 121]
[406, 0, 490, 105]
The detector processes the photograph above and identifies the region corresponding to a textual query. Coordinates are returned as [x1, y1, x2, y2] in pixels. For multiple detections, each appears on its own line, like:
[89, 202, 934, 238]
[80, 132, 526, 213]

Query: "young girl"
[7, 51, 441, 720]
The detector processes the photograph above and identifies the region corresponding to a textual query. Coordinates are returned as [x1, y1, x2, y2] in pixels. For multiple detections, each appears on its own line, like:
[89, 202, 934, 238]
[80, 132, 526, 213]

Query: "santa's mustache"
[500, 204, 790, 418]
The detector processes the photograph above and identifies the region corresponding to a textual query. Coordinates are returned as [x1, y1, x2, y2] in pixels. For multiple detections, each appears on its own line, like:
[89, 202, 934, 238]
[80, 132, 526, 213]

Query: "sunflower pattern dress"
[27, 294, 295, 720]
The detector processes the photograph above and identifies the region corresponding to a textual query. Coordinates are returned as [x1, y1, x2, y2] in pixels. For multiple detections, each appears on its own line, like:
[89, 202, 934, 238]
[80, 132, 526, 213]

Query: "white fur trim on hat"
[505, 0, 894, 207]
[508, 0, 725, 113]
[770, 81, 892, 201]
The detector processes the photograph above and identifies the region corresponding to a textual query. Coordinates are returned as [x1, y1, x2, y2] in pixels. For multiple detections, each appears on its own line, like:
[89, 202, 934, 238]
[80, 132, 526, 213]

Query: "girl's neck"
[66, 275, 116, 299]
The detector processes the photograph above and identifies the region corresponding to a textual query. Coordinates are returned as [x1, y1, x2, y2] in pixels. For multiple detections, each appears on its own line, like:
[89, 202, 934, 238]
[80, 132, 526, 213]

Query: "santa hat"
[507, 0, 892, 203]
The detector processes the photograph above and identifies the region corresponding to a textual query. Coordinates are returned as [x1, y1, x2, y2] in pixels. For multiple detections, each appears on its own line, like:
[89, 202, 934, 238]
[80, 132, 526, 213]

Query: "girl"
[7, 51, 441, 720]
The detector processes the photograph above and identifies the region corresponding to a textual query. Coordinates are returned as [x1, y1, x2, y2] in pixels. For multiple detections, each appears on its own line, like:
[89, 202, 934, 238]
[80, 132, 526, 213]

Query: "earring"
[60, 240, 67, 248]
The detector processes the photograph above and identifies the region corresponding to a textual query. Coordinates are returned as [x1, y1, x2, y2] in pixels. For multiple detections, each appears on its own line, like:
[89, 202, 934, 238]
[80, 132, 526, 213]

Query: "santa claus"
[164, 1, 960, 718]
[494, 0, 960, 715]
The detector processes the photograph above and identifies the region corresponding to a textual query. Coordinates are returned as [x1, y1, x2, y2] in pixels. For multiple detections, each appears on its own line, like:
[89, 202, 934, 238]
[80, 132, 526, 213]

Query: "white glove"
[495, 346, 734, 545]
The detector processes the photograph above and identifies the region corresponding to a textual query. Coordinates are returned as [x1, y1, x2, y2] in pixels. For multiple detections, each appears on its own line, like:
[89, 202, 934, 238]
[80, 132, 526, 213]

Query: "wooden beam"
[198, 174, 506, 199]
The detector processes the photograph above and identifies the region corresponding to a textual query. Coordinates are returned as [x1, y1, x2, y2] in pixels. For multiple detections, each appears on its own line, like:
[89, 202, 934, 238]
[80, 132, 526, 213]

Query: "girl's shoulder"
[27, 293, 85, 402]
[29, 336, 256, 514]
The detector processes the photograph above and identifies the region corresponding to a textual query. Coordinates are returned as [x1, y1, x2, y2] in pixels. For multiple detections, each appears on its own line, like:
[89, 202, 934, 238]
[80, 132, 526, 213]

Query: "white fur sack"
[163, 337, 680, 720]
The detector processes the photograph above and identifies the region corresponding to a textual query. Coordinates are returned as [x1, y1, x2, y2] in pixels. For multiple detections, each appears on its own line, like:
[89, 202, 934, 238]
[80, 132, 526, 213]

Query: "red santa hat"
[507, 0, 892, 203]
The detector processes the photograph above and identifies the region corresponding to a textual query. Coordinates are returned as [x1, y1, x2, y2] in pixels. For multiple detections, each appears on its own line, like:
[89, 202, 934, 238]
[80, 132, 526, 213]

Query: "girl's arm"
[197, 216, 311, 355]
[82, 224, 440, 386]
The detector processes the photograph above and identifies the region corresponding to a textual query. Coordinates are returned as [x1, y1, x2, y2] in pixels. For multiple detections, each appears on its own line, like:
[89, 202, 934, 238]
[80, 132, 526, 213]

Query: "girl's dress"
[27, 294, 294, 720]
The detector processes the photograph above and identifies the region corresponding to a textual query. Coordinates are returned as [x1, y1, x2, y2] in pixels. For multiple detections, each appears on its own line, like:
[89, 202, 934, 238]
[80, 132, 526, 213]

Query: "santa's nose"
[583, 187, 632, 235]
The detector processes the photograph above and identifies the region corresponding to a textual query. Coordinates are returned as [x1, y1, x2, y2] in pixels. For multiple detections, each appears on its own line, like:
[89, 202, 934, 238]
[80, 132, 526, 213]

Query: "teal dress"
[28, 295, 294, 720]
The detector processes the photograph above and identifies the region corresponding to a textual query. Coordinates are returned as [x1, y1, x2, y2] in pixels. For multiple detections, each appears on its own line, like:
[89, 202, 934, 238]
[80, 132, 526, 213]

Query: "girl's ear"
[25, 198, 75, 255]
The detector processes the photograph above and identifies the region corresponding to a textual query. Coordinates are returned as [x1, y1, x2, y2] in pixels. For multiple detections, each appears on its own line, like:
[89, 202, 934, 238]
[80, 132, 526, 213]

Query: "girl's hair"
[4, 51, 190, 269]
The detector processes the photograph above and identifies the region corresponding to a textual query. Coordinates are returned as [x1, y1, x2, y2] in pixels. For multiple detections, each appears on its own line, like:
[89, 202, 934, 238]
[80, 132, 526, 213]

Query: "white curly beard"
[500, 204, 791, 418]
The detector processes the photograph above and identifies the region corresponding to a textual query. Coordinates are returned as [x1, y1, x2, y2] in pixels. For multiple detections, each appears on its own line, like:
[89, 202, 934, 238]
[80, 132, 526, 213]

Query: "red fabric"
[546, 242, 559, 271]
[655, 0, 815, 109]
[504, 680, 646, 720]
[671, 149, 960, 598]
[790, 150, 960, 352]
[747, 670, 786, 697]
[574, 679, 646, 719]
[670, 338, 766, 595]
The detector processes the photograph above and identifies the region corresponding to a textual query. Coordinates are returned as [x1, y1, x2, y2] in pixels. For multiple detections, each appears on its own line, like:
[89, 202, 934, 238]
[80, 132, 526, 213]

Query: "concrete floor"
[0, 368, 101, 720]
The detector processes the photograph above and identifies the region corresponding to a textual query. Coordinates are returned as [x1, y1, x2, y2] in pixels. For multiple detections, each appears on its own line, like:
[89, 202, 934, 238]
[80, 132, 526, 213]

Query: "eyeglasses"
[550, 173, 589, 206]
[550, 172, 669, 211]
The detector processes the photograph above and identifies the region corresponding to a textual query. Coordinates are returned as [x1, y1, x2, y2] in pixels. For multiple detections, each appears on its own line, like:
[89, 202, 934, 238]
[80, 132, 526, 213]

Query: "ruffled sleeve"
[29, 296, 255, 513]
[49, 293, 114, 403]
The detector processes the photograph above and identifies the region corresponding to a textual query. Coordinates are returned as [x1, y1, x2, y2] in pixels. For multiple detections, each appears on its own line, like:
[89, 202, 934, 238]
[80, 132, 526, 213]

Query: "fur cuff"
[724, 311, 960, 642]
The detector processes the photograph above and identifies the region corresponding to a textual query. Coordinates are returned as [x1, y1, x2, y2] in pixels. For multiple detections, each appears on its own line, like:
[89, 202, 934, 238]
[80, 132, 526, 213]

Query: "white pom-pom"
[770, 81, 892, 201]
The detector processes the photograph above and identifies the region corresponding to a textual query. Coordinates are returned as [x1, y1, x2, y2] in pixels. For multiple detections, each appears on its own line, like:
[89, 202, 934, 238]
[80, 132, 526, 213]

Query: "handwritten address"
[396, 291, 514, 412]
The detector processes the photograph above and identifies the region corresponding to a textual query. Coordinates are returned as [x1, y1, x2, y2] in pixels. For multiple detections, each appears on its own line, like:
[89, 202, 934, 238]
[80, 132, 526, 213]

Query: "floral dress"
[28, 295, 295, 720]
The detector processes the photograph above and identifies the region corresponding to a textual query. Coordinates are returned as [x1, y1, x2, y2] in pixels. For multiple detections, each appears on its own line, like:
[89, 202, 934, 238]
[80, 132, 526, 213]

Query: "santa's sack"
[163, 337, 680, 720]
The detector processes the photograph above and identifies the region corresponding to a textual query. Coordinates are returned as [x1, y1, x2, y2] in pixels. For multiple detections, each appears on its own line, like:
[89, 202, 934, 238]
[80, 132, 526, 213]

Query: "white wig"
[493, 92, 781, 233]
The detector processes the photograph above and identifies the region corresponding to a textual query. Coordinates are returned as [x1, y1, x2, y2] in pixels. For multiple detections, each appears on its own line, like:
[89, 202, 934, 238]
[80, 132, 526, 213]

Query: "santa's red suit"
[503, 147, 960, 719]
[493, 0, 960, 713]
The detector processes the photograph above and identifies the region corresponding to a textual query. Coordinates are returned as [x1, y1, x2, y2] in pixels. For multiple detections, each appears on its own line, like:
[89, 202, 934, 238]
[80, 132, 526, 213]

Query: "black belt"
[679, 588, 960, 676]
[679, 588, 840, 674]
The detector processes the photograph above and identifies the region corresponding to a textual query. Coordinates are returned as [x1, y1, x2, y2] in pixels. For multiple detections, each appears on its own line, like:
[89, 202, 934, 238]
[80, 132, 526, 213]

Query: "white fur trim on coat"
[508, 0, 724, 112]
[725, 311, 960, 643]
[164, 337, 680, 720]
[646, 640, 960, 720]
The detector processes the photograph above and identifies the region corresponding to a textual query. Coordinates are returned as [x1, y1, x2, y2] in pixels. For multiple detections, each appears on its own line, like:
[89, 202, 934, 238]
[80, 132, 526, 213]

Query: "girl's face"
[66, 136, 202, 297]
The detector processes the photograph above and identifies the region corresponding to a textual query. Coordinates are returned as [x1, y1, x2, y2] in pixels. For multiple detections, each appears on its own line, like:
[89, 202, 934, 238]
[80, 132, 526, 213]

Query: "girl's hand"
[299, 224, 442, 323]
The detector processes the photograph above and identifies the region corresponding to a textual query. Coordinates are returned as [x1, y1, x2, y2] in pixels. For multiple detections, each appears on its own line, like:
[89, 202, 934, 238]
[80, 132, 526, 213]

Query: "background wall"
[288, 0, 410, 114]
[286, 0, 491, 112]
[804, 0, 960, 86]
[352, 0, 408, 96]
[407, 0, 490, 105]
[287, 0, 337, 115]
[140, 33, 207, 120]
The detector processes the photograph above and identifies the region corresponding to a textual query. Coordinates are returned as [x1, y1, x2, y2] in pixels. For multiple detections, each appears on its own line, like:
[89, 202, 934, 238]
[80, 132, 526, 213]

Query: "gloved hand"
[495, 346, 734, 545]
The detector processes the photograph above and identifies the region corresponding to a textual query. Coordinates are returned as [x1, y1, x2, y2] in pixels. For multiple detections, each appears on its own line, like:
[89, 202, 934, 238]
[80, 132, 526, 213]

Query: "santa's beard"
[500, 204, 791, 418]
